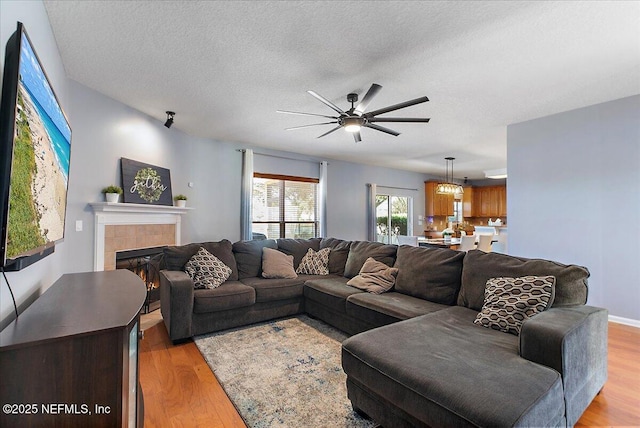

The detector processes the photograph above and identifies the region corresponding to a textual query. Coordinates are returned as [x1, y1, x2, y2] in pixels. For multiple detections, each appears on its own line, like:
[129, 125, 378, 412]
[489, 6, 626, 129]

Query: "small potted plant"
[442, 230, 452, 243]
[102, 185, 123, 203]
[173, 194, 187, 207]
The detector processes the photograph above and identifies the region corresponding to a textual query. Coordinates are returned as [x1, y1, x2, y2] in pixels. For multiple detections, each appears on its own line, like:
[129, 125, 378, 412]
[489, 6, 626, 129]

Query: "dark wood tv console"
[0, 270, 147, 427]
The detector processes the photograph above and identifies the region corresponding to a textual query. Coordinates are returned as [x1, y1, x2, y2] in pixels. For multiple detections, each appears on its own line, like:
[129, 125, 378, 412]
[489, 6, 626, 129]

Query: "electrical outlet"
[75, 220, 83, 232]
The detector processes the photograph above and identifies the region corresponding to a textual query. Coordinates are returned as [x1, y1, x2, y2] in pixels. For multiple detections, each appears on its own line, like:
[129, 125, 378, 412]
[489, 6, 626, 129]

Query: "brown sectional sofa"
[159, 237, 608, 427]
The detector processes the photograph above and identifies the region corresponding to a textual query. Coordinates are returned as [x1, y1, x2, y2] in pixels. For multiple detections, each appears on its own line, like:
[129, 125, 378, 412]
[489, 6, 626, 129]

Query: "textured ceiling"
[44, 1, 640, 179]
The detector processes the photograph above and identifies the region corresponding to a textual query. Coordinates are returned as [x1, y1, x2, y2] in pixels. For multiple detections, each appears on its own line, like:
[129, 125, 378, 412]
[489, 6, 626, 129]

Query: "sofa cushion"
[474, 275, 555, 335]
[239, 276, 308, 303]
[393, 245, 465, 305]
[276, 238, 321, 269]
[344, 241, 397, 278]
[320, 238, 351, 276]
[164, 240, 238, 280]
[458, 250, 589, 311]
[304, 277, 364, 314]
[184, 247, 233, 289]
[342, 306, 565, 427]
[347, 257, 398, 294]
[261, 247, 297, 279]
[192, 281, 256, 313]
[296, 248, 330, 275]
[346, 292, 449, 327]
[232, 239, 278, 279]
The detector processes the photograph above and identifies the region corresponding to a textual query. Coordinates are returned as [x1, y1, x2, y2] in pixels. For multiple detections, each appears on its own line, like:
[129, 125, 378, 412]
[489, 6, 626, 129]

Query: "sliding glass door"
[376, 195, 412, 244]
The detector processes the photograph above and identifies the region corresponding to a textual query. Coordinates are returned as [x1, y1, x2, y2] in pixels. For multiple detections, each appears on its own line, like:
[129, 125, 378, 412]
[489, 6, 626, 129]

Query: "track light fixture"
[164, 111, 175, 128]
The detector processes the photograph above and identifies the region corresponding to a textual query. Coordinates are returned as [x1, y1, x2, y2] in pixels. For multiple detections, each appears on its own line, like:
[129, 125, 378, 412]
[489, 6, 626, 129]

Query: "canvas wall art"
[120, 158, 173, 205]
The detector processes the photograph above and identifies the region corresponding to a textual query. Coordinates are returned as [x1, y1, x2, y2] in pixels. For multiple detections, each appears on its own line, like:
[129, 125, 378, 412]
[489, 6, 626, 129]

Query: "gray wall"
[0, 1, 429, 327]
[507, 95, 640, 322]
[0, 0, 72, 328]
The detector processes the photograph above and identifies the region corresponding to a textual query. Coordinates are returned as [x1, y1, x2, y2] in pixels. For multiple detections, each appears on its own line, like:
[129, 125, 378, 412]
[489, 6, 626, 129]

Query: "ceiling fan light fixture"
[342, 117, 363, 133]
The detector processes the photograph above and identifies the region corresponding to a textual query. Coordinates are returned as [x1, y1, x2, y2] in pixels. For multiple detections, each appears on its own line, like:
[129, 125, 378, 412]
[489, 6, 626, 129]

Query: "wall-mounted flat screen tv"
[0, 22, 72, 271]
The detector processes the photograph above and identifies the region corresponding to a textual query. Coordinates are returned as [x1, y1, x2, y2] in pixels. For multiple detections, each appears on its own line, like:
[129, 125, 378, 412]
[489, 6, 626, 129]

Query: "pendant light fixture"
[436, 157, 464, 195]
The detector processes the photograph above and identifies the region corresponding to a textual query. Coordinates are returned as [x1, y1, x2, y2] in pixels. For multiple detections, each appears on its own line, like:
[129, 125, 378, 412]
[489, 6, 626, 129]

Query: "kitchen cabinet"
[467, 185, 506, 218]
[463, 187, 474, 217]
[425, 181, 454, 217]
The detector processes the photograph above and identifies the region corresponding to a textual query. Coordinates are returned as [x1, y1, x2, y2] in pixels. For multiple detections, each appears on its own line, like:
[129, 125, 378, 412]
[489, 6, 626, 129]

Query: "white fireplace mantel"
[90, 202, 193, 271]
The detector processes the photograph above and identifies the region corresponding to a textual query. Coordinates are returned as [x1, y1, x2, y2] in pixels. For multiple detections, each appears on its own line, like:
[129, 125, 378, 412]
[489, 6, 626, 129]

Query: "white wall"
[507, 95, 640, 322]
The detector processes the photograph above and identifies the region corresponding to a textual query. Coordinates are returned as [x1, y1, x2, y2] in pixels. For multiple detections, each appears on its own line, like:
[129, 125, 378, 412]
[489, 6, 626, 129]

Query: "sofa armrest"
[160, 270, 195, 342]
[519, 305, 608, 426]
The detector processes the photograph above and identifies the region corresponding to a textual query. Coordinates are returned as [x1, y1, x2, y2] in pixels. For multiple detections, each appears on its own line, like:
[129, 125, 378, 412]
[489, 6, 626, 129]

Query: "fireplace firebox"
[116, 246, 165, 313]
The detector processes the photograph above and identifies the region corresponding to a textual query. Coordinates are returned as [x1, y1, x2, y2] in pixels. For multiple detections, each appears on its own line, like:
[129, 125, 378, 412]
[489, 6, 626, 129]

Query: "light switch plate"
[75, 220, 83, 232]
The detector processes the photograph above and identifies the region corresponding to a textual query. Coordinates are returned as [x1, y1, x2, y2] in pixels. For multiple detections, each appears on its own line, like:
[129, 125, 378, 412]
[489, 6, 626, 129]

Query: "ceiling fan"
[277, 83, 430, 143]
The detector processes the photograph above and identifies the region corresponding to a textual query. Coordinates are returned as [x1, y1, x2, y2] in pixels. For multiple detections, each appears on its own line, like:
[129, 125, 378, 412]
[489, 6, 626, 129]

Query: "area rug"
[194, 315, 377, 428]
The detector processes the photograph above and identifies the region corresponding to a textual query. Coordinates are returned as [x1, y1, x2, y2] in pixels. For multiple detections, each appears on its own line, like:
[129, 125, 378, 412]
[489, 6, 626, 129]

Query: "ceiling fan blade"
[364, 96, 429, 117]
[364, 123, 400, 136]
[317, 126, 342, 138]
[285, 121, 338, 131]
[353, 131, 362, 143]
[307, 90, 346, 115]
[277, 110, 338, 119]
[368, 117, 430, 123]
[354, 83, 382, 115]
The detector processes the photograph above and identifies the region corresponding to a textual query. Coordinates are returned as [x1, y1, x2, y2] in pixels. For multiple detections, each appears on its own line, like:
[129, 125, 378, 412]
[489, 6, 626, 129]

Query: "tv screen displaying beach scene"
[4, 27, 71, 262]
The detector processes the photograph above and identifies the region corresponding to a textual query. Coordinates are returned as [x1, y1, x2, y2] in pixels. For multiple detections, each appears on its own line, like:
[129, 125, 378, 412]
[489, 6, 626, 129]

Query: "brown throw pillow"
[347, 257, 399, 294]
[474, 275, 555, 335]
[261, 248, 298, 279]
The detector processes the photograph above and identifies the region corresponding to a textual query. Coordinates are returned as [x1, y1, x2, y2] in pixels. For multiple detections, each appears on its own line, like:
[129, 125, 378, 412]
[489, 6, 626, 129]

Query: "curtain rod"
[377, 185, 418, 192]
[237, 149, 327, 165]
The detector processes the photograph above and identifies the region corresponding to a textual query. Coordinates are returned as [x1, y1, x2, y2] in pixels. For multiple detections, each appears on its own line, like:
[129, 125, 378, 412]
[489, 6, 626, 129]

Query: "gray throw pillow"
[394, 245, 465, 305]
[232, 239, 278, 279]
[458, 250, 589, 311]
[474, 275, 555, 335]
[184, 247, 232, 289]
[320, 238, 351, 276]
[344, 241, 397, 278]
[277, 238, 321, 269]
[163, 239, 238, 280]
[261, 248, 297, 279]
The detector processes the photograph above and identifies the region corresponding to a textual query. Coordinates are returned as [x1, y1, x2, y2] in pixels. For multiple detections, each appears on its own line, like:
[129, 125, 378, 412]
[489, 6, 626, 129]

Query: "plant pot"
[175, 200, 186, 207]
[105, 193, 120, 203]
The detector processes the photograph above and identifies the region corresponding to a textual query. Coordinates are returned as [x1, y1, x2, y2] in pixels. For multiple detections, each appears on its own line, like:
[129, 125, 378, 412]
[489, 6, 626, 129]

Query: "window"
[252, 173, 318, 239]
[375, 194, 412, 244]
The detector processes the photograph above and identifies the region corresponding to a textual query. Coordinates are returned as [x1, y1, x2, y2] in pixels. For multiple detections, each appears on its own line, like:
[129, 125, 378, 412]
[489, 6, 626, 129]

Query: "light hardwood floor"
[139, 313, 640, 427]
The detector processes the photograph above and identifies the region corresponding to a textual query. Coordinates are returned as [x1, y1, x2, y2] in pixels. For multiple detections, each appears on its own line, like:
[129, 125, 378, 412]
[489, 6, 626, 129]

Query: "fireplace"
[116, 246, 165, 313]
[89, 202, 190, 272]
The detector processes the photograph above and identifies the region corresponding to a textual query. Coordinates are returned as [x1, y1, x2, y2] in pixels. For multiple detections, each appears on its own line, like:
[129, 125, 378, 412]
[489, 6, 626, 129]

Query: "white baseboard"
[608, 315, 640, 328]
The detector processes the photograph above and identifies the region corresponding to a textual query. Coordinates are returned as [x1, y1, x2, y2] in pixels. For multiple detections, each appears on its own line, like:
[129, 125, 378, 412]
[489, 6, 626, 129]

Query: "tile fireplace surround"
[89, 202, 191, 271]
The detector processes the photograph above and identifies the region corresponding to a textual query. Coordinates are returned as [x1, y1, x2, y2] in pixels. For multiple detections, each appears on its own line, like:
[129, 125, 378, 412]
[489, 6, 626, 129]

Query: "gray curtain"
[318, 161, 328, 237]
[240, 149, 253, 241]
[367, 183, 377, 241]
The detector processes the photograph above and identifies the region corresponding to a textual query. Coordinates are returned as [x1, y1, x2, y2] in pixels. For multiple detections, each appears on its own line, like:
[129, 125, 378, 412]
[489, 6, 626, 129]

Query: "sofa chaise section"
[342, 249, 608, 427]
[342, 307, 566, 428]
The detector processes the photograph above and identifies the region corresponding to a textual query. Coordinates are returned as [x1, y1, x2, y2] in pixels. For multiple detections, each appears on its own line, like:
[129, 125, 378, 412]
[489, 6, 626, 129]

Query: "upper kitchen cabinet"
[425, 181, 454, 217]
[468, 185, 507, 218]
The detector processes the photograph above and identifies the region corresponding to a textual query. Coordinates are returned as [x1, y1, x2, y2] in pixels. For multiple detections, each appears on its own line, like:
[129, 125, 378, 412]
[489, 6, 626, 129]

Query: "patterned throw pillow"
[184, 247, 232, 289]
[296, 248, 330, 275]
[474, 276, 555, 335]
